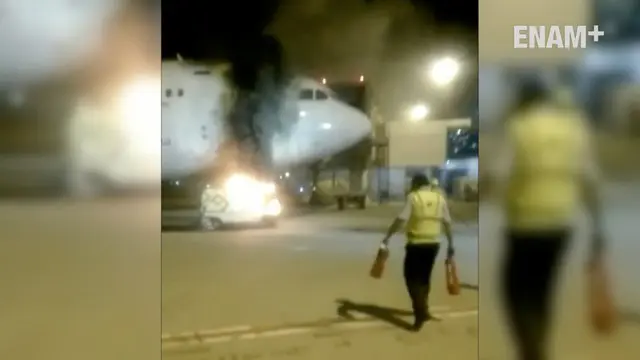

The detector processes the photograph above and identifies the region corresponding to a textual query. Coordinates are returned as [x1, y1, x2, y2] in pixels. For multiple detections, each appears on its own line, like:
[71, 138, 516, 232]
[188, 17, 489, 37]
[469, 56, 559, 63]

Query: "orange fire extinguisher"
[445, 258, 460, 295]
[587, 258, 617, 334]
[369, 246, 389, 279]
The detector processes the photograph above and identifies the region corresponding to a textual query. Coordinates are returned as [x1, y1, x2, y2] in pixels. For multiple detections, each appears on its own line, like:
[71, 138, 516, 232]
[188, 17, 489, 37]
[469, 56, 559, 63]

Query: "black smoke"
[226, 34, 292, 176]
[162, 0, 290, 177]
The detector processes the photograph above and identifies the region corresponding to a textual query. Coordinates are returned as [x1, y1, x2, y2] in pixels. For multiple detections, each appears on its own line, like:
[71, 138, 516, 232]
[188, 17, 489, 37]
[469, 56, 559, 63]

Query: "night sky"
[162, 0, 478, 119]
[162, 0, 476, 63]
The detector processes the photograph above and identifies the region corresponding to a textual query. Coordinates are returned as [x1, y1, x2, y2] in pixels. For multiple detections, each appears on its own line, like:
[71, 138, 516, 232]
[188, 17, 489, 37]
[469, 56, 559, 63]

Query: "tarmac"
[0, 185, 638, 359]
[161, 205, 479, 359]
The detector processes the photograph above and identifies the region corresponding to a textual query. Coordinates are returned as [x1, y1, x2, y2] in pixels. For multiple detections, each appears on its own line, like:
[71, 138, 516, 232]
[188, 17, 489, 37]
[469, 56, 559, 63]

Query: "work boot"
[411, 320, 425, 332]
[426, 312, 441, 321]
[411, 314, 426, 332]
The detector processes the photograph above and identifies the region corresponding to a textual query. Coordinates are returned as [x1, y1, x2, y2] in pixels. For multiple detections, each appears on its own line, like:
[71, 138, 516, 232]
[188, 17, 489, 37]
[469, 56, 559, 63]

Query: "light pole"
[428, 56, 461, 88]
[408, 103, 430, 121]
[425, 56, 462, 118]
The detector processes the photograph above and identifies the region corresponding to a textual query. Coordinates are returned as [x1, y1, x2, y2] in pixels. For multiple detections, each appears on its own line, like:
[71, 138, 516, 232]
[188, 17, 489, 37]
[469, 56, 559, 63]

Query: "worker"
[379, 173, 455, 331]
[493, 79, 607, 360]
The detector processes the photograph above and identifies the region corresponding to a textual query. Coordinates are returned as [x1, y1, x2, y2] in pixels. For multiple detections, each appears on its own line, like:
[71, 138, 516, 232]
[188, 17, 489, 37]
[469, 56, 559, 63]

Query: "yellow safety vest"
[430, 185, 445, 197]
[406, 188, 445, 245]
[505, 105, 588, 230]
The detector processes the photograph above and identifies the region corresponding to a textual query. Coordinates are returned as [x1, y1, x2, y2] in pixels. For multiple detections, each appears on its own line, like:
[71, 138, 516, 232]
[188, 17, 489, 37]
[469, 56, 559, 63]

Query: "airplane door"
[161, 100, 171, 148]
[188, 76, 225, 157]
[161, 86, 185, 171]
[185, 85, 209, 156]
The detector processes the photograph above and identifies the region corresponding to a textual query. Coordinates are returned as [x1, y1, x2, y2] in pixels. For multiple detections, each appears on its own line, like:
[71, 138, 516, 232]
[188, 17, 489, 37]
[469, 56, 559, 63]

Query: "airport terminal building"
[368, 118, 478, 202]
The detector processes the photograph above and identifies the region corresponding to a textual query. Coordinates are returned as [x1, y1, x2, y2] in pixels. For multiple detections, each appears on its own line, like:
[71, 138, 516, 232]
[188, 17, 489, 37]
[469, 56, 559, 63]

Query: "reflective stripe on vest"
[406, 189, 443, 244]
[506, 107, 586, 230]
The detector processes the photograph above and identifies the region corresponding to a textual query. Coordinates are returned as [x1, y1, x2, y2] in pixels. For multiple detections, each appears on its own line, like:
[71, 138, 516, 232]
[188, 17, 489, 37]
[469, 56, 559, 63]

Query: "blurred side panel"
[0, 1, 160, 359]
[479, 0, 589, 64]
[480, 0, 640, 359]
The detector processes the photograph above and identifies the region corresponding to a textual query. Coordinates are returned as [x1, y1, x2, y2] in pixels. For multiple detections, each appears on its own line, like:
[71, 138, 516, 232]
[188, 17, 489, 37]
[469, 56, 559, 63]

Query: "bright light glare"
[428, 57, 460, 87]
[322, 77, 326, 84]
[409, 104, 429, 121]
[321, 122, 332, 129]
[262, 182, 276, 194]
[224, 174, 280, 214]
[225, 174, 253, 193]
[225, 174, 264, 211]
[119, 77, 160, 152]
[120, 77, 159, 120]
[264, 198, 282, 216]
[359, 75, 364, 82]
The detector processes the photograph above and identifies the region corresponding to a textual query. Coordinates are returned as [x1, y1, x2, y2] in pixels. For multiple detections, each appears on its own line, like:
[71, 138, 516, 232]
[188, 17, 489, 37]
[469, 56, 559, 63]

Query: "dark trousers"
[501, 228, 571, 360]
[403, 243, 440, 321]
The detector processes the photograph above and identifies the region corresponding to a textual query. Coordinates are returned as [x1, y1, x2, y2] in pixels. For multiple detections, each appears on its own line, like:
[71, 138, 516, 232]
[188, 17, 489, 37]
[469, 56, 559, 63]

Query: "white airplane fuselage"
[161, 61, 372, 180]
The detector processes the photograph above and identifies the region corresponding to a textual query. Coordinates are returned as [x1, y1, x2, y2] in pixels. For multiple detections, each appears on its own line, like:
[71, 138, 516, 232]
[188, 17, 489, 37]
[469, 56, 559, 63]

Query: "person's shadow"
[335, 298, 415, 331]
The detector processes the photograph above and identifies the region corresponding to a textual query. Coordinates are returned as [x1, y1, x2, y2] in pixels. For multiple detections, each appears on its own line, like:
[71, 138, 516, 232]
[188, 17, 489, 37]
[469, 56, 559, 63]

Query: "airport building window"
[165, 89, 172, 97]
[446, 127, 478, 160]
[592, 0, 640, 44]
[299, 89, 314, 100]
[177, 89, 184, 97]
[315, 90, 328, 100]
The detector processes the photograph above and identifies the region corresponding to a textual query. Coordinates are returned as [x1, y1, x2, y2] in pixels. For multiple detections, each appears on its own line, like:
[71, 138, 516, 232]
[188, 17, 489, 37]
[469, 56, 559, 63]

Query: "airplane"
[161, 60, 373, 181]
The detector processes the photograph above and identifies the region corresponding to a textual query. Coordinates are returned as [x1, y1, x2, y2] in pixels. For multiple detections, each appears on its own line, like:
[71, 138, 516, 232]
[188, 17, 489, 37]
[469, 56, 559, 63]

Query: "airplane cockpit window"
[299, 89, 314, 100]
[315, 90, 329, 100]
[177, 89, 184, 97]
[165, 89, 172, 97]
